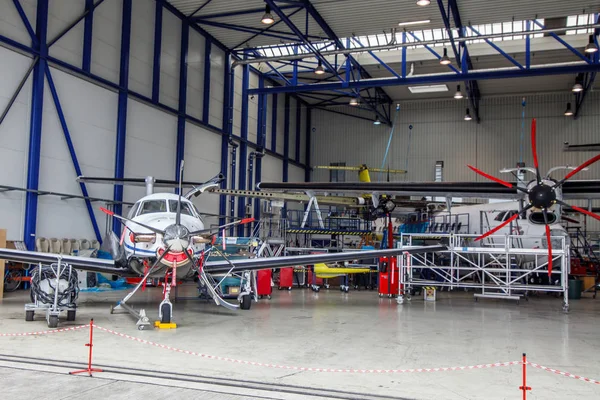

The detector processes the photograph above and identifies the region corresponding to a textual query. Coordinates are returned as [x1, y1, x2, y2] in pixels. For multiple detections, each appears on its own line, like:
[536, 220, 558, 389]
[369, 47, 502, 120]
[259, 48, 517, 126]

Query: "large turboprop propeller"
[468, 118, 600, 275]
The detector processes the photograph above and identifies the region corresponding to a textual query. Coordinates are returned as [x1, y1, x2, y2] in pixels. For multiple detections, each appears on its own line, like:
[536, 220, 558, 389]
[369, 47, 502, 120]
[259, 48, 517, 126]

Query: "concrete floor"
[0, 285, 599, 400]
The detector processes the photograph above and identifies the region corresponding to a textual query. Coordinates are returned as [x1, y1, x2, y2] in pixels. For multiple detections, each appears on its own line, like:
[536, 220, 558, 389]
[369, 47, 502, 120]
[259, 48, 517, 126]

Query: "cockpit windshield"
[139, 200, 168, 215]
[168, 200, 196, 216]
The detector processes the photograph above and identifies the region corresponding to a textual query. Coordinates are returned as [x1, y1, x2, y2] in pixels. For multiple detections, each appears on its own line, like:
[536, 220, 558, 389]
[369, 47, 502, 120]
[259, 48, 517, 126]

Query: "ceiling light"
[416, 0, 431, 6]
[572, 82, 583, 92]
[454, 84, 463, 99]
[261, 5, 274, 25]
[314, 60, 325, 75]
[584, 35, 598, 53]
[373, 115, 381, 125]
[439, 48, 451, 65]
[408, 84, 448, 93]
[464, 108, 472, 121]
[398, 19, 431, 27]
[349, 97, 359, 106]
[564, 102, 573, 116]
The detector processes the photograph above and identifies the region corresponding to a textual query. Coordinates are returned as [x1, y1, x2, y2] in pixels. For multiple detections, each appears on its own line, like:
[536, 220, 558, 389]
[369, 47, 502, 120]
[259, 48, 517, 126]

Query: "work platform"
[398, 233, 570, 311]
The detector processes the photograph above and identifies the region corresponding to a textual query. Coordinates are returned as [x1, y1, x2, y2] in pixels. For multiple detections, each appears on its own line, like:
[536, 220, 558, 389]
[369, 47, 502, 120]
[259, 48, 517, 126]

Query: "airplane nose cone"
[163, 224, 190, 252]
[528, 184, 556, 209]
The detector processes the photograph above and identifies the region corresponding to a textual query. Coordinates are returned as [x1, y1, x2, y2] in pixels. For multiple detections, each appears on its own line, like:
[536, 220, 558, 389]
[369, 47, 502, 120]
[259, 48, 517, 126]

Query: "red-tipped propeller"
[469, 118, 600, 276]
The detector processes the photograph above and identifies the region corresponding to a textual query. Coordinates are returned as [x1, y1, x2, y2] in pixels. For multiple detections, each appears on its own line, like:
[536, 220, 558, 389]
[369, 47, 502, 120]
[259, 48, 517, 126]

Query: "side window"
[127, 202, 140, 218]
[494, 211, 506, 221]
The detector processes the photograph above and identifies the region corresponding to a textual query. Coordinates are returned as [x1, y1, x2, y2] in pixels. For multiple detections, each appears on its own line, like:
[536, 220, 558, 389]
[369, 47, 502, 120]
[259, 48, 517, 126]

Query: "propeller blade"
[188, 217, 255, 236]
[544, 222, 553, 277]
[568, 205, 600, 222]
[100, 207, 164, 235]
[468, 165, 528, 194]
[475, 204, 532, 242]
[531, 118, 543, 183]
[559, 154, 600, 184]
[475, 213, 520, 242]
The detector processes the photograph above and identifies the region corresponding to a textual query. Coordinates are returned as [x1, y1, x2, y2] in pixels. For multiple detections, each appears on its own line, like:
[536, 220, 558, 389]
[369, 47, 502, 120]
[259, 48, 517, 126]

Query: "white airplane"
[0, 161, 442, 329]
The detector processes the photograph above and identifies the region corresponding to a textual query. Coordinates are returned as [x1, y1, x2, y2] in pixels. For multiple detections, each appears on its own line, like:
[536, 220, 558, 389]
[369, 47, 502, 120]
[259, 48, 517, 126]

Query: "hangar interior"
[0, 0, 599, 399]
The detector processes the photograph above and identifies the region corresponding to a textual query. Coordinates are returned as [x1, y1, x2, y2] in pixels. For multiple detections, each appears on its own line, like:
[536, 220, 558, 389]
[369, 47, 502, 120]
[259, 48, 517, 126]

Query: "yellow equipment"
[314, 164, 407, 183]
[313, 262, 372, 279]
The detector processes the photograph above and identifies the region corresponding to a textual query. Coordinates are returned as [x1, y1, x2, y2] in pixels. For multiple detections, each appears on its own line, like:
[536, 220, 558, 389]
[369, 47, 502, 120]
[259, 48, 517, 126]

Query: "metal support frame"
[399, 233, 570, 312]
[112, 0, 132, 234]
[151, 0, 163, 103]
[175, 21, 189, 187]
[271, 93, 278, 152]
[574, 14, 599, 119]
[283, 94, 290, 183]
[23, 0, 48, 250]
[203, 37, 212, 124]
[295, 104, 301, 162]
[304, 108, 311, 182]
[82, 0, 94, 72]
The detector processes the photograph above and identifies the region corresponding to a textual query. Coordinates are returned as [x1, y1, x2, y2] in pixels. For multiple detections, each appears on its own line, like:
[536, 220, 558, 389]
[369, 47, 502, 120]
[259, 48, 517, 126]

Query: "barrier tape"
[0, 324, 89, 337]
[1, 323, 599, 384]
[93, 324, 517, 374]
[528, 362, 600, 385]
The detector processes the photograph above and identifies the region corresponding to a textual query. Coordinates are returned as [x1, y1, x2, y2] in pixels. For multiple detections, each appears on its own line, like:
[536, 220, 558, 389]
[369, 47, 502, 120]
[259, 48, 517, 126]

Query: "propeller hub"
[528, 183, 556, 209]
[163, 224, 190, 252]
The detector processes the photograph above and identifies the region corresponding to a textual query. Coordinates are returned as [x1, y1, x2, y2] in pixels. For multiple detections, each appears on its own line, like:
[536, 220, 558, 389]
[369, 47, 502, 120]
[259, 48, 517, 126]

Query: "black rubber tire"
[48, 315, 58, 328]
[25, 310, 34, 322]
[160, 303, 171, 324]
[4, 270, 21, 292]
[240, 294, 251, 310]
[67, 310, 76, 321]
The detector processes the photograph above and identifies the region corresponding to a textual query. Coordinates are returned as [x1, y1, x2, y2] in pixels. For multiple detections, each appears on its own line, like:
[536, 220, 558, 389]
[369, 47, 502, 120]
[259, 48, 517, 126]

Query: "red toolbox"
[278, 267, 293, 290]
[256, 269, 272, 298]
[378, 256, 399, 297]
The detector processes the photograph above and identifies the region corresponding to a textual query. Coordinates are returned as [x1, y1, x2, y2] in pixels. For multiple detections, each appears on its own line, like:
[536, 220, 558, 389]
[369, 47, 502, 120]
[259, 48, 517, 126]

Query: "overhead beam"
[249, 63, 600, 94]
[574, 15, 599, 119]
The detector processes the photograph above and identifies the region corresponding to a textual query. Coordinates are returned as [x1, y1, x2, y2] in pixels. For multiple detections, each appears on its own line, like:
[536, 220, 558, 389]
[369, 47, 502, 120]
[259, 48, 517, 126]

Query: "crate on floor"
[423, 286, 436, 302]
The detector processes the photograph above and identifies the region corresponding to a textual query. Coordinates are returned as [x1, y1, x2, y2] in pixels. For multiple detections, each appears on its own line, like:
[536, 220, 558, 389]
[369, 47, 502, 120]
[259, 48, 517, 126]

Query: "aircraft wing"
[0, 248, 130, 275]
[257, 180, 600, 200]
[203, 246, 445, 274]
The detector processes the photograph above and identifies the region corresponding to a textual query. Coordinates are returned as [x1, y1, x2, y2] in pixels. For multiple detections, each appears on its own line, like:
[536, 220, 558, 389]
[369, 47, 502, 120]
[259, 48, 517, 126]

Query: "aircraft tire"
[160, 303, 171, 324]
[240, 294, 252, 310]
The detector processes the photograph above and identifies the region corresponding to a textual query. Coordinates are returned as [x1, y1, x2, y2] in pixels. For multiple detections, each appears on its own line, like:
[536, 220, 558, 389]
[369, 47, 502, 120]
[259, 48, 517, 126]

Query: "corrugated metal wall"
[310, 92, 600, 229]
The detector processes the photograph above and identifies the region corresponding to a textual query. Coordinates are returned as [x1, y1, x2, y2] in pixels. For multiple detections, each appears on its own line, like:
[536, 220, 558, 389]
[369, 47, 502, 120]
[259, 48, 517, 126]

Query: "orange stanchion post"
[519, 353, 531, 399]
[69, 319, 103, 376]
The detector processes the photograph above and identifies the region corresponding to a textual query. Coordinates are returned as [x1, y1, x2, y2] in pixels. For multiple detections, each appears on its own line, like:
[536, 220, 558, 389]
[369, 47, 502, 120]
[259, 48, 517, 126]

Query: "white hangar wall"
[0, 0, 309, 243]
[310, 92, 600, 229]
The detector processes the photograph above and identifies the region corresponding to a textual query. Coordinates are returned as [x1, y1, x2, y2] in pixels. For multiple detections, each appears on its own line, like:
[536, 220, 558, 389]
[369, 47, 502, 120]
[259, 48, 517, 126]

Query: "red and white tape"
[528, 362, 600, 385]
[93, 324, 517, 374]
[0, 324, 89, 337]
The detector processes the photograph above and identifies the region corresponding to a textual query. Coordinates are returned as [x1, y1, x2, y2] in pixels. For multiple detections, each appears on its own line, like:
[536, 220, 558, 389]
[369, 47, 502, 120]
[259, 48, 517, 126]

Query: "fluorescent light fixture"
[416, 0, 431, 6]
[398, 19, 431, 27]
[261, 5, 274, 25]
[564, 102, 573, 116]
[373, 115, 381, 125]
[408, 84, 448, 93]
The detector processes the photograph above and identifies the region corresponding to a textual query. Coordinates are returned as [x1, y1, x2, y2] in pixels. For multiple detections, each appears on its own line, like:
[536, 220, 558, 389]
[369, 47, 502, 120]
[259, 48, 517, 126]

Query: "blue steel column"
[236, 58, 249, 236]
[202, 37, 212, 124]
[254, 77, 267, 228]
[271, 93, 277, 152]
[295, 104, 301, 162]
[82, 0, 94, 72]
[151, 0, 162, 103]
[219, 53, 231, 227]
[23, 0, 48, 250]
[304, 107, 311, 182]
[283, 94, 290, 182]
[112, 0, 132, 233]
[175, 22, 189, 185]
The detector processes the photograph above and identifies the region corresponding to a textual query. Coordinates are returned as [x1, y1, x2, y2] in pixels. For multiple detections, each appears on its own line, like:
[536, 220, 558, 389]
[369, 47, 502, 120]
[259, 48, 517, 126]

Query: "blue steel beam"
[176, 22, 189, 187]
[189, 0, 212, 18]
[297, 0, 392, 125]
[304, 107, 311, 182]
[468, 25, 524, 69]
[196, 19, 323, 42]
[233, 7, 304, 49]
[219, 52, 231, 227]
[12, 0, 37, 46]
[47, 0, 105, 48]
[236, 60, 250, 236]
[249, 63, 600, 95]
[191, 5, 299, 20]
[82, 0, 94, 72]
[44, 66, 102, 243]
[112, 0, 132, 234]
[23, 0, 48, 251]
[533, 19, 593, 64]
[445, 0, 481, 123]
[152, 0, 163, 103]
[283, 94, 290, 183]
[574, 16, 599, 119]
[203, 37, 211, 124]
[271, 93, 278, 152]
[295, 104, 301, 162]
